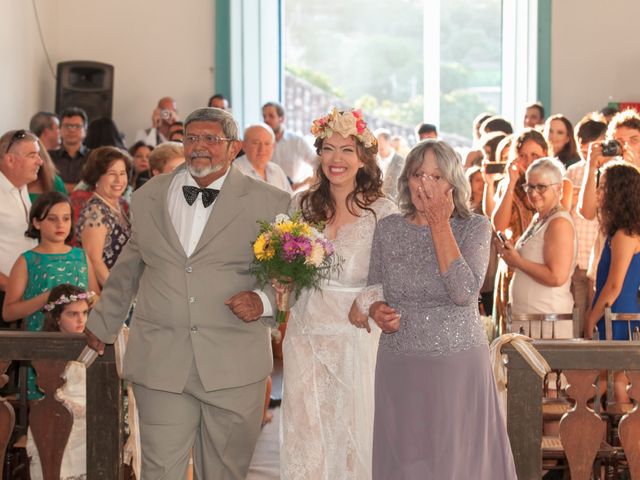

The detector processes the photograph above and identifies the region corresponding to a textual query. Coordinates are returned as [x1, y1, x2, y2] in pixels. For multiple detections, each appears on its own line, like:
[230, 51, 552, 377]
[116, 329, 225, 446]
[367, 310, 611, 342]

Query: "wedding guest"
[544, 114, 580, 167]
[148, 142, 184, 177]
[27, 284, 95, 480]
[129, 141, 153, 190]
[76, 146, 132, 286]
[3, 191, 98, 399]
[498, 158, 577, 338]
[353, 139, 516, 479]
[585, 162, 640, 402]
[280, 108, 397, 479]
[27, 139, 67, 202]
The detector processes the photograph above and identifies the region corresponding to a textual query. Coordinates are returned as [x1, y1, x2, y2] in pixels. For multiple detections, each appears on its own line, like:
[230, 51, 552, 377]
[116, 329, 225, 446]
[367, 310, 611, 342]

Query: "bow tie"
[182, 185, 220, 208]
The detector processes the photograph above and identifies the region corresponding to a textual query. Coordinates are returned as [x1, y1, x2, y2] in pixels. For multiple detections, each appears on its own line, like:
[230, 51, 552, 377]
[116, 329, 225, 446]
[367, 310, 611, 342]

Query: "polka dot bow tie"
[182, 185, 220, 208]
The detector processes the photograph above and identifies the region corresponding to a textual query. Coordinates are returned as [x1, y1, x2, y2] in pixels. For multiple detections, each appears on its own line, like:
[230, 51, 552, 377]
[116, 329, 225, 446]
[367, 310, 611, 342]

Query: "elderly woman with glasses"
[497, 157, 577, 338]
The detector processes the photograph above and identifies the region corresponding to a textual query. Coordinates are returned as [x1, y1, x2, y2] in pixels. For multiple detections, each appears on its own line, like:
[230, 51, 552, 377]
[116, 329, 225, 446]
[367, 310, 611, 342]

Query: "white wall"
[551, 0, 640, 124]
[0, 0, 216, 144]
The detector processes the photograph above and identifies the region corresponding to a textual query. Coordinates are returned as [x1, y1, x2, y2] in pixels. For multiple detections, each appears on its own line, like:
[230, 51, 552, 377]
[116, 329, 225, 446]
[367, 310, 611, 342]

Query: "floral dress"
[76, 195, 131, 269]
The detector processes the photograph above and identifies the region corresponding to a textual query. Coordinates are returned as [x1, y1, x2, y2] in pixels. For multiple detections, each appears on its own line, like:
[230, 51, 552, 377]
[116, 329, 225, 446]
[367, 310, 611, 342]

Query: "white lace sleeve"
[355, 284, 385, 316]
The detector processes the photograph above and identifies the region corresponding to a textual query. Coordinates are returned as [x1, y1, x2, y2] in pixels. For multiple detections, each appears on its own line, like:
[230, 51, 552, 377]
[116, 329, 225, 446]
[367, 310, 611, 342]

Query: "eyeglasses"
[183, 134, 231, 146]
[523, 183, 558, 195]
[5, 129, 27, 153]
[61, 123, 84, 131]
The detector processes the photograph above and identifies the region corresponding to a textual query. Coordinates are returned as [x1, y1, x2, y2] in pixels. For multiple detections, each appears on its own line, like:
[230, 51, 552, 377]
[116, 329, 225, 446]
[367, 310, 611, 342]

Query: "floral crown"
[310, 107, 377, 148]
[43, 291, 96, 312]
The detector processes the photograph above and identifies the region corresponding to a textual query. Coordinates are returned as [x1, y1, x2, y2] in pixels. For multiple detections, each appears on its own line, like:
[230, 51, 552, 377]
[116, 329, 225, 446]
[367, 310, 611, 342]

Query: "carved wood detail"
[0, 360, 15, 480]
[30, 360, 73, 480]
[619, 370, 640, 479]
[559, 369, 605, 480]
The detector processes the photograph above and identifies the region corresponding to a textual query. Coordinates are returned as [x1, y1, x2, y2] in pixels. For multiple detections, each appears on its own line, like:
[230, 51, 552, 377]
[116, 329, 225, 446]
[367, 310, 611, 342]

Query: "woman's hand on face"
[369, 301, 401, 333]
[415, 174, 454, 227]
[348, 300, 371, 333]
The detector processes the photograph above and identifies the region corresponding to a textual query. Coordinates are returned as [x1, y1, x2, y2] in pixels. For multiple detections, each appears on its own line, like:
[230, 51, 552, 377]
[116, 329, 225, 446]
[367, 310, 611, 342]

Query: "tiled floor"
[246, 357, 282, 480]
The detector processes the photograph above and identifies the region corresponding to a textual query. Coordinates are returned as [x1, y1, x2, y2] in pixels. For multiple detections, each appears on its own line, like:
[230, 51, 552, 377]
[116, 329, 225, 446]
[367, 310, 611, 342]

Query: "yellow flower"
[254, 233, 275, 260]
[275, 221, 296, 235]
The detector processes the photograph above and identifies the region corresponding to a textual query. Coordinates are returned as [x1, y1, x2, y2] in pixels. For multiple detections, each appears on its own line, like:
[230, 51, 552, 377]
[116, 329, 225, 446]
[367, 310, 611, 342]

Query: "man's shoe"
[268, 396, 282, 408]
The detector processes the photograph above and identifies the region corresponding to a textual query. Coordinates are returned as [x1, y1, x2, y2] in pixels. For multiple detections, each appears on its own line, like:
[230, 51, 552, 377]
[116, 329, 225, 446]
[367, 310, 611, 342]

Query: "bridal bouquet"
[251, 212, 341, 323]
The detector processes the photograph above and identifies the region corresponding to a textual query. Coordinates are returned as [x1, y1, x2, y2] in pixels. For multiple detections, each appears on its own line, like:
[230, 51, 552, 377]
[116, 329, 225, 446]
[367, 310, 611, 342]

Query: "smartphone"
[496, 231, 507, 244]
[485, 162, 507, 174]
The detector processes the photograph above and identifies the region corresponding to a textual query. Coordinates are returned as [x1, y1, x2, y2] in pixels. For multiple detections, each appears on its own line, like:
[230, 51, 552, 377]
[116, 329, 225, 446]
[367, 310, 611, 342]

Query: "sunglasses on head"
[5, 129, 27, 154]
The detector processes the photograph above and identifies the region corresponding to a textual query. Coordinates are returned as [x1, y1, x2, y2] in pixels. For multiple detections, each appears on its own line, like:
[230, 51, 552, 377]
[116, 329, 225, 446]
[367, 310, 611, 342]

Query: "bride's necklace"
[518, 204, 561, 247]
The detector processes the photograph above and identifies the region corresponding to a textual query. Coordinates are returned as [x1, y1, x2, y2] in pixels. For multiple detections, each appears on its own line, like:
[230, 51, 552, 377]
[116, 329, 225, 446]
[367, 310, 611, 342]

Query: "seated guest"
[585, 162, 640, 402]
[27, 284, 95, 480]
[149, 141, 185, 176]
[29, 111, 60, 151]
[0, 130, 41, 326]
[76, 147, 132, 286]
[235, 123, 291, 194]
[28, 139, 67, 202]
[129, 141, 153, 190]
[49, 107, 91, 192]
[544, 114, 580, 167]
[497, 158, 577, 338]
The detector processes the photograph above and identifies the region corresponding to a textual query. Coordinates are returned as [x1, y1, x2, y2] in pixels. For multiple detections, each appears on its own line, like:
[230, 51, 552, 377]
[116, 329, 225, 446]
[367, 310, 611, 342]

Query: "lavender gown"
[361, 213, 516, 480]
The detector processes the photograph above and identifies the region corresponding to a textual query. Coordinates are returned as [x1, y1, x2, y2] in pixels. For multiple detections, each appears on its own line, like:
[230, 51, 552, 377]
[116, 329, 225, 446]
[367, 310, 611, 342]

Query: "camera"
[601, 139, 622, 157]
[160, 109, 172, 121]
[485, 162, 506, 174]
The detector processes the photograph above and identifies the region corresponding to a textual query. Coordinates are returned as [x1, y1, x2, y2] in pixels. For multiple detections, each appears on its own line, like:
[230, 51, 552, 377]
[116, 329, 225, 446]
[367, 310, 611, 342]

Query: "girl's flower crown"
[43, 291, 96, 312]
[310, 107, 377, 148]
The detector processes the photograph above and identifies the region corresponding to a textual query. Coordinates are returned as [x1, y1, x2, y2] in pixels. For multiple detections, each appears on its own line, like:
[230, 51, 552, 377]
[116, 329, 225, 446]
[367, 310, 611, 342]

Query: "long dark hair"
[299, 135, 383, 224]
[25, 191, 74, 243]
[545, 114, 578, 165]
[598, 162, 640, 238]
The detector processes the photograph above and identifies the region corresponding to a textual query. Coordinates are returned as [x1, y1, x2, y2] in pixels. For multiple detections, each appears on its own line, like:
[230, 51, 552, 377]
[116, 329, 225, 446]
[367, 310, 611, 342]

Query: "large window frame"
[215, 0, 551, 130]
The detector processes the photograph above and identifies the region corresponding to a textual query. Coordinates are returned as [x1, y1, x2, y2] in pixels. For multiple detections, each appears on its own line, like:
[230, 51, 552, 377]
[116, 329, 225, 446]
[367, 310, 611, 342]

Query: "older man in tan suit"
[85, 108, 290, 479]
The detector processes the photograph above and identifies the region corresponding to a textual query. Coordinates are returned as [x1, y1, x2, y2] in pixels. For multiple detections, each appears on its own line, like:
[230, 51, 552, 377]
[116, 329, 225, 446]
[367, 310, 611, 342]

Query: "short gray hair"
[397, 140, 472, 219]
[184, 107, 239, 141]
[526, 157, 565, 185]
[243, 122, 275, 142]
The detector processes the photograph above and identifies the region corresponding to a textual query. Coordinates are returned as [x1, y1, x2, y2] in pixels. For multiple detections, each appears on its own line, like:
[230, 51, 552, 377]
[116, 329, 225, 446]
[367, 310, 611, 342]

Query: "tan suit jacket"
[87, 165, 291, 393]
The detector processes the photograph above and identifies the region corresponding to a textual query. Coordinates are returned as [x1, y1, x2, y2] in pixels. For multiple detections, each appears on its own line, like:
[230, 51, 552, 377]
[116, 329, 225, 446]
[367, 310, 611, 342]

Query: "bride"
[280, 108, 397, 479]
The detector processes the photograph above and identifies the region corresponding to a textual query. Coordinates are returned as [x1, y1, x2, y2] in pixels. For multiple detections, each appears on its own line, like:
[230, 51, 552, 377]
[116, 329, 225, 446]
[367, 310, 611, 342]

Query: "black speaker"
[55, 61, 114, 122]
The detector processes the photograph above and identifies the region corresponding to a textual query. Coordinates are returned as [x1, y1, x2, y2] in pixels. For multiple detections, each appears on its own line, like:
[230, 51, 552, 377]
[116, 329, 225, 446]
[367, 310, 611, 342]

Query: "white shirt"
[234, 156, 293, 194]
[167, 167, 272, 314]
[271, 130, 318, 183]
[134, 127, 168, 147]
[0, 171, 38, 276]
[377, 149, 395, 177]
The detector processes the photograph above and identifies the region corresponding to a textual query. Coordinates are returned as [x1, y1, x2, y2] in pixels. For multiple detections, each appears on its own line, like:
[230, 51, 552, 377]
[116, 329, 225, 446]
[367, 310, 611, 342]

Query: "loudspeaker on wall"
[55, 61, 114, 122]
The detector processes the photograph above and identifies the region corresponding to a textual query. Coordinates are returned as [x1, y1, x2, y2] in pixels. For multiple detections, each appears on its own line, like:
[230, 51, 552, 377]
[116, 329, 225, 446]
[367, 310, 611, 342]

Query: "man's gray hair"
[184, 107, 239, 141]
[397, 139, 472, 219]
[243, 122, 275, 142]
[526, 157, 565, 185]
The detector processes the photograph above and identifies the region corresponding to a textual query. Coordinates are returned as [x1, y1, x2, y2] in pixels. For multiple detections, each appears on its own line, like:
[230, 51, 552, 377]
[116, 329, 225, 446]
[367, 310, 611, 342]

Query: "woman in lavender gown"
[352, 140, 516, 479]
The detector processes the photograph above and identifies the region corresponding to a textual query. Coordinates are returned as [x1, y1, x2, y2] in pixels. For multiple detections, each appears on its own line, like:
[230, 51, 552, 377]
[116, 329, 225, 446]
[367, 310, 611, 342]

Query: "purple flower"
[281, 233, 312, 262]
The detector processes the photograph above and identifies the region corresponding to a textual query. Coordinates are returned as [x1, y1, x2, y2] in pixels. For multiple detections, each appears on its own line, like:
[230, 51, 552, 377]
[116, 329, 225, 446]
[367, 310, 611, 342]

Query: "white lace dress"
[280, 197, 397, 480]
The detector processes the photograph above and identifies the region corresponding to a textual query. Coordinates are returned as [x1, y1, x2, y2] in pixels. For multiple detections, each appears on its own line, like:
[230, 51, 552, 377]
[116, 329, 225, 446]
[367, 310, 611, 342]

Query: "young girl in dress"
[3, 191, 99, 398]
[27, 283, 95, 480]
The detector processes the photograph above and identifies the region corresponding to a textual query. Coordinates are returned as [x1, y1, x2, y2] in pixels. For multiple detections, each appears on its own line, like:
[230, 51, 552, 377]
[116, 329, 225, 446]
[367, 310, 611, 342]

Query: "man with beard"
[84, 107, 290, 478]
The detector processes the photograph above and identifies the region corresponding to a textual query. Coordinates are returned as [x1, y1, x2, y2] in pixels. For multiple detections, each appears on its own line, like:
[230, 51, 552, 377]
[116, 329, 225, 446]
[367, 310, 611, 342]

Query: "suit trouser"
[133, 360, 265, 480]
